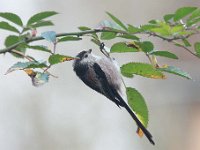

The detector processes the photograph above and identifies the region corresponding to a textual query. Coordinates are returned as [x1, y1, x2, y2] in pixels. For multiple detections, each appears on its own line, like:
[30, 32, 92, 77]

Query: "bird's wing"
[93, 62, 155, 145]
[93, 63, 122, 107]
[79, 67, 104, 95]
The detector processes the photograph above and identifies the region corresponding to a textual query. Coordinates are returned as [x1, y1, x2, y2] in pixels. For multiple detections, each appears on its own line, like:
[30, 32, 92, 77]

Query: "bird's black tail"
[91, 62, 155, 145]
[120, 99, 155, 145]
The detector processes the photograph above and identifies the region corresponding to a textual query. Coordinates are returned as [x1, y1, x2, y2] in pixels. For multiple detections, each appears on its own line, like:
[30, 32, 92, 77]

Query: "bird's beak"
[88, 49, 92, 53]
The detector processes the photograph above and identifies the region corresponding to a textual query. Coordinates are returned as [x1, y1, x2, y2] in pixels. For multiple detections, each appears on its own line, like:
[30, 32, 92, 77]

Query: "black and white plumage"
[73, 49, 155, 145]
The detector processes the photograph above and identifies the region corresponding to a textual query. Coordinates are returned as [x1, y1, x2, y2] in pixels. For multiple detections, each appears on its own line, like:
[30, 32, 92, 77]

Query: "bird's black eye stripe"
[84, 54, 88, 58]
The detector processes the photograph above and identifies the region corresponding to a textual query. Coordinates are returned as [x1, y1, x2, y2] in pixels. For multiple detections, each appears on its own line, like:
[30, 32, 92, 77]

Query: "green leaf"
[127, 24, 141, 33]
[121, 62, 165, 79]
[27, 11, 58, 25]
[4, 35, 27, 58]
[0, 21, 19, 33]
[106, 12, 127, 30]
[150, 21, 171, 36]
[41, 31, 56, 43]
[174, 7, 197, 21]
[78, 26, 91, 31]
[171, 25, 184, 34]
[6, 61, 47, 74]
[27, 45, 52, 53]
[158, 66, 191, 79]
[140, 24, 157, 30]
[4, 35, 19, 47]
[163, 14, 174, 22]
[110, 42, 138, 53]
[0, 12, 23, 26]
[150, 51, 178, 59]
[100, 32, 117, 40]
[182, 39, 191, 47]
[117, 34, 139, 41]
[58, 36, 82, 42]
[31, 20, 54, 28]
[148, 20, 157, 24]
[187, 17, 200, 27]
[140, 41, 154, 53]
[48, 54, 76, 65]
[194, 42, 200, 57]
[126, 87, 149, 127]
[151, 27, 170, 36]
[188, 8, 200, 20]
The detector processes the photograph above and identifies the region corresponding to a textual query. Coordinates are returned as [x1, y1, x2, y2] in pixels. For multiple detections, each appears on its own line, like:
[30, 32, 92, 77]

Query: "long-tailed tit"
[73, 49, 155, 145]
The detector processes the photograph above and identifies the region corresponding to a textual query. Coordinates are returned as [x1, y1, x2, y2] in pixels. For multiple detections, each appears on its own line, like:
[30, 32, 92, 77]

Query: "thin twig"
[10, 49, 58, 78]
[12, 50, 33, 61]
[172, 41, 199, 57]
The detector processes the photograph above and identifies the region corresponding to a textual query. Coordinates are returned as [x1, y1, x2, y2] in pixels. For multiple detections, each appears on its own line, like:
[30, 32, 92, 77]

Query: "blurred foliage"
[0, 7, 200, 137]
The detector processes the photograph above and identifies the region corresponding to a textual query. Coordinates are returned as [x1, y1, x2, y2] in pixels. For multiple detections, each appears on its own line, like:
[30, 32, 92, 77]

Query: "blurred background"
[0, 0, 200, 150]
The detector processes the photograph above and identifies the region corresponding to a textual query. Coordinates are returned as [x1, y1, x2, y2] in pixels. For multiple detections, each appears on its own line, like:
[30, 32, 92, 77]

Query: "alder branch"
[0, 28, 199, 58]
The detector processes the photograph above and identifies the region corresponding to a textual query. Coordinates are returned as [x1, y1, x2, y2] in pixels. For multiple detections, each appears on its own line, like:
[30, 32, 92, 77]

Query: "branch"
[144, 30, 200, 58]
[0, 29, 110, 54]
[11, 49, 58, 78]
[172, 41, 199, 58]
[0, 28, 199, 59]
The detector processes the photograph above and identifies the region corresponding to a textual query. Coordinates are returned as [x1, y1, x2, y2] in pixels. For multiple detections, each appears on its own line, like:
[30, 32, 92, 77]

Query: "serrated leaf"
[41, 31, 56, 43]
[121, 62, 165, 79]
[78, 26, 91, 31]
[31, 72, 49, 87]
[27, 45, 52, 53]
[100, 32, 117, 40]
[0, 12, 23, 26]
[0, 21, 19, 33]
[27, 11, 58, 25]
[111, 42, 138, 53]
[158, 65, 191, 79]
[31, 20, 54, 28]
[106, 12, 127, 31]
[150, 51, 178, 59]
[58, 36, 82, 42]
[194, 42, 200, 57]
[171, 25, 184, 34]
[127, 24, 141, 33]
[182, 39, 191, 47]
[148, 20, 157, 24]
[4, 35, 26, 58]
[6, 61, 47, 74]
[140, 24, 157, 30]
[4, 35, 19, 47]
[126, 87, 148, 127]
[48, 54, 76, 65]
[151, 27, 171, 36]
[187, 17, 200, 27]
[117, 34, 139, 41]
[188, 8, 200, 21]
[140, 41, 154, 53]
[150, 22, 171, 36]
[163, 14, 174, 22]
[174, 7, 197, 21]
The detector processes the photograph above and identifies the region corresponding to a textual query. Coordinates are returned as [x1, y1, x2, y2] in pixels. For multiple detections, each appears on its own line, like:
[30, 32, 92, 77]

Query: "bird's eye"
[84, 54, 88, 58]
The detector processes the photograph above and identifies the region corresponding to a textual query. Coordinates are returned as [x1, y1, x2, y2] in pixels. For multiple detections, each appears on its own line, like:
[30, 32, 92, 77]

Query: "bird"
[73, 49, 155, 145]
